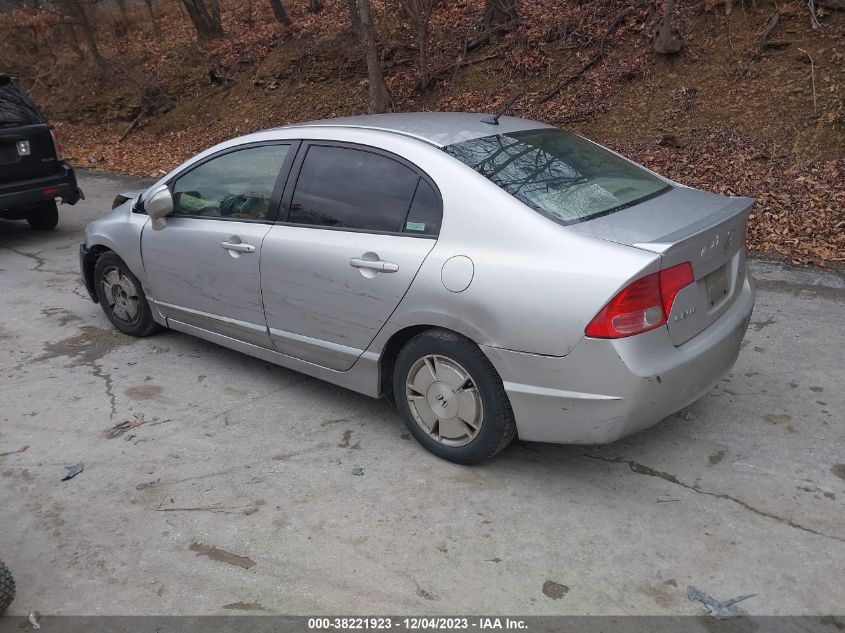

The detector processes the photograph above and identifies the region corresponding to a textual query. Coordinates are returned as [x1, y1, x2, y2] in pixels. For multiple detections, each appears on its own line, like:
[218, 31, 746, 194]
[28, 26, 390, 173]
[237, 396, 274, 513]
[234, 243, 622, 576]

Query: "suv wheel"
[26, 200, 59, 231]
[94, 252, 161, 337]
[393, 329, 516, 464]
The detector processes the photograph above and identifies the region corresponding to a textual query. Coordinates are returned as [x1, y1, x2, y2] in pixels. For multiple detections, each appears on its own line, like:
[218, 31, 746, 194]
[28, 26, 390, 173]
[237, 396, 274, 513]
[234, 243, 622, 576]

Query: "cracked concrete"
[1, 171, 843, 616]
[581, 454, 844, 543]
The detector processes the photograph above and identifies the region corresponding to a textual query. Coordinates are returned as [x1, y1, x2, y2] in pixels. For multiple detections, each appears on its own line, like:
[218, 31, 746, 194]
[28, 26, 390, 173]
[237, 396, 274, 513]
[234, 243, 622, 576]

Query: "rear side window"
[171, 144, 290, 221]
[288, 145, 428, 234]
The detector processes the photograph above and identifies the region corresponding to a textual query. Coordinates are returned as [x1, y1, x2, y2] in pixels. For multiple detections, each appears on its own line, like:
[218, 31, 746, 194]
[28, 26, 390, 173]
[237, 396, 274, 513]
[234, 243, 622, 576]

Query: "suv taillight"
[50, 129, 64, 161]
[585, 262, 694, 339]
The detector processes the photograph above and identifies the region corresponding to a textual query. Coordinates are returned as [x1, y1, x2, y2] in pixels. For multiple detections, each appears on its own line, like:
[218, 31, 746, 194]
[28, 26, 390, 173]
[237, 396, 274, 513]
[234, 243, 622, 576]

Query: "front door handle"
[221, 241, 256, 253]
[350, 257, 399, 273]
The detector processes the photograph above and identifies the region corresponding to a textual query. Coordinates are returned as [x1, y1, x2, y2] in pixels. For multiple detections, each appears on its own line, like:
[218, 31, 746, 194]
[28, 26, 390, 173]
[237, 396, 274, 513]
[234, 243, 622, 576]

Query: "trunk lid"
[569, 186, 752, 345]
[0, 123, 58, 184]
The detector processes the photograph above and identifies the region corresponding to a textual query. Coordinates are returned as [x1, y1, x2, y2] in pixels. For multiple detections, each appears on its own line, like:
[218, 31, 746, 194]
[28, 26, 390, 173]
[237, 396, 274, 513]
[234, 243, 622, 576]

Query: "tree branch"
[539, 6, 634, 104]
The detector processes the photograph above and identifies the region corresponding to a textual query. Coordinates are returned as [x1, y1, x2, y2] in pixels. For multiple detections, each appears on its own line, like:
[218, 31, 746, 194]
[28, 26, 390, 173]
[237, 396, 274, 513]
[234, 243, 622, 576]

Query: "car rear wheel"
[94, 252, 161, 337]
[393, 329, 516, 464]
[26, 200, 58, 231]
[0, 560, 14, 615]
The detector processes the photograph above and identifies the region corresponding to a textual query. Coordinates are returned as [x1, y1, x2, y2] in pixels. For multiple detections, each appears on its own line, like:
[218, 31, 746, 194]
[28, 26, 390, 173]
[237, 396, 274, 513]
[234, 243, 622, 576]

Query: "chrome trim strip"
[153, 300, 271, 348]
[502, 382, 622, 401]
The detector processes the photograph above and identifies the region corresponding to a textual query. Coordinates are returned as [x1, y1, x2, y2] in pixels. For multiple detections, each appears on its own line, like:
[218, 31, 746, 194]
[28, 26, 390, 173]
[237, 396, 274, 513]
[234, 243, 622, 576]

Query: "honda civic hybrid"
[80, 113, 755, 463]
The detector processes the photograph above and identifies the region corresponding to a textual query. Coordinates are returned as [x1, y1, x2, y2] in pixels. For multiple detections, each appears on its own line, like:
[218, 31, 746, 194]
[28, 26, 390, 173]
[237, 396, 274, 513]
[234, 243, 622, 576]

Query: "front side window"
[171, 144, 290, 221]
[444, 129, 670, 225]
[288, 145, 425, 233]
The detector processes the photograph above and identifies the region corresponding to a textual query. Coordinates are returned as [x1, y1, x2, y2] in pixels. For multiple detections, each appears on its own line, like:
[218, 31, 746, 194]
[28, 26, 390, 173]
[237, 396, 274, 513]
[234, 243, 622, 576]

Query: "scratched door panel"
[260, 226, 434, 371]
[141, 218, 273, 348]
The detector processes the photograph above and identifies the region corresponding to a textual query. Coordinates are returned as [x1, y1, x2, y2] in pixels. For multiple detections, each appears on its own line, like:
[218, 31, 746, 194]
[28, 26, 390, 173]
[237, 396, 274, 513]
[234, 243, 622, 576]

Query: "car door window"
[171, 145, 290, 221]
[288, 145, 422, 233]
[402, 178, 440, 236]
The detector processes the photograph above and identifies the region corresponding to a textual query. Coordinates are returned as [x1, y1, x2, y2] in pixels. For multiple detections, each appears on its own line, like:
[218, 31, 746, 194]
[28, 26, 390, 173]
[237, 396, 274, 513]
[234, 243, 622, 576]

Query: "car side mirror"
[145, 184, 174, 230]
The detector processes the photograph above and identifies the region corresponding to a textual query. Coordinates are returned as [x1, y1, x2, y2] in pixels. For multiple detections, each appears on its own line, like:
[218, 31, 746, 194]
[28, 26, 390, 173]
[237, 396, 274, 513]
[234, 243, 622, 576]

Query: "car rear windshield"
[443, 128, 671, 225]
[0, 76, 47, 129]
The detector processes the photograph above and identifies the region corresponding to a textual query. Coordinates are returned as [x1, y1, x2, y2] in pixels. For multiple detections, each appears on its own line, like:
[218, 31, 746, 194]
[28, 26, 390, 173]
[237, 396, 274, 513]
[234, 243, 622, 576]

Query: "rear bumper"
[483, 273, 756, 444]
[0, 164, 83, 215]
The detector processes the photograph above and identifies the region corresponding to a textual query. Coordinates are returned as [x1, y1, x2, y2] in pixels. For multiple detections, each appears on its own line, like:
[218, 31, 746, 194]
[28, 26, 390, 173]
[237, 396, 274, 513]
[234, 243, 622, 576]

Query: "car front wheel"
[94, 252, 161, 337]
[393, 329, 516, 464]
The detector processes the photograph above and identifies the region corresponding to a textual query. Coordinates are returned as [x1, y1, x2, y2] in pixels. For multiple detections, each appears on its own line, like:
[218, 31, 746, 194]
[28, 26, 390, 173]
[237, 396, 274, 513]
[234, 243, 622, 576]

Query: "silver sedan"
[80, 113, 755, 464]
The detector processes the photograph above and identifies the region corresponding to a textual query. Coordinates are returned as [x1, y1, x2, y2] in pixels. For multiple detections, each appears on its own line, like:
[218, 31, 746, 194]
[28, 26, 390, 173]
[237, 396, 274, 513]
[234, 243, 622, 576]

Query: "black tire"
[393, 328, 516, 465]
[94, 251, 161, 337]
[0, 560, 15, 615]
[26, 200, 58, 231]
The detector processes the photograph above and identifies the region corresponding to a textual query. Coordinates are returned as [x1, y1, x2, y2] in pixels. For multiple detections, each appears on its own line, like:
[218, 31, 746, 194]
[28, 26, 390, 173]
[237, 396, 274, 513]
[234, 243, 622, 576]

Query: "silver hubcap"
[101, 266, 140, 324]
[405, 354, 483, 447]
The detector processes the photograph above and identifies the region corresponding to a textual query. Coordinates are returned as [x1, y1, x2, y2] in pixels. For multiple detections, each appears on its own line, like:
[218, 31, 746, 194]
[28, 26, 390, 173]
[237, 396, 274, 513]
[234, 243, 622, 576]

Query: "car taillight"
[50, 129, 64, 161]
[585, 262, 694, 339]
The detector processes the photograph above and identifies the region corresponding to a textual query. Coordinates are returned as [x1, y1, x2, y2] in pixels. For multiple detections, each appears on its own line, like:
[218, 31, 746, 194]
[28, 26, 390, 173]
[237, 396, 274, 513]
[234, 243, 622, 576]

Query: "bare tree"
[181, 0, 223, 39]
[358, 0, 386, 113]
[142, 0, 160, 35]
[347, 0, 362, 38]
[269, 0, 290, 24]
[209, 0, 222, 31]
[401, 0, 434, 90]
[483, 0, 517, 43]
[56, 0, 103, 62]
[654, 0, 683, 54]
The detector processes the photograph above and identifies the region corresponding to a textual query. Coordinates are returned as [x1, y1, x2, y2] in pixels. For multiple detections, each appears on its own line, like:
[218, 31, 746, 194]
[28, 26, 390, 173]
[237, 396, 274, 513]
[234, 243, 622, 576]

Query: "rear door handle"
[350, 257, 399, 273]
[221, 241, 256, 253]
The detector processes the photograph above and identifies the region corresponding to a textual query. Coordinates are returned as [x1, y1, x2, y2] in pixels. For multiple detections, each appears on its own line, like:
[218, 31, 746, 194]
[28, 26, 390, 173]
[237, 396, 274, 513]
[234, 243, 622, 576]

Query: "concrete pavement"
[0, 171, 843, 616]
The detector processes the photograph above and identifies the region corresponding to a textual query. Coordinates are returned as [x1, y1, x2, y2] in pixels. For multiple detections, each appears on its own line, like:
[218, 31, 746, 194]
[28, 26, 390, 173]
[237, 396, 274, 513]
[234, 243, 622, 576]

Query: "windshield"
[443, 129, 671, 225]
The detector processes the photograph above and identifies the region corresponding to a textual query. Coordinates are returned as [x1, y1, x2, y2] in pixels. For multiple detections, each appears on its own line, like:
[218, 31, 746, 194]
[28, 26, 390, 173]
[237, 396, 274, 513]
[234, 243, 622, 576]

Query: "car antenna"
[481, 91, 525, 126]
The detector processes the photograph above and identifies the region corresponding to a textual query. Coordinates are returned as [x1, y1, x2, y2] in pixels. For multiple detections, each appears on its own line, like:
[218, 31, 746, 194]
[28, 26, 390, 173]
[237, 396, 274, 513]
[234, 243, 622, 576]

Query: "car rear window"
[0, 76, 47, 129]
[443, 128, 671, 225]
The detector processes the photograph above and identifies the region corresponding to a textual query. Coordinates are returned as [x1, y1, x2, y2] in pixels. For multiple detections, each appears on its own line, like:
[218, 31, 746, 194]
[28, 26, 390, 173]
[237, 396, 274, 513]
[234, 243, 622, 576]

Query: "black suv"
[0, 75, 82, 230]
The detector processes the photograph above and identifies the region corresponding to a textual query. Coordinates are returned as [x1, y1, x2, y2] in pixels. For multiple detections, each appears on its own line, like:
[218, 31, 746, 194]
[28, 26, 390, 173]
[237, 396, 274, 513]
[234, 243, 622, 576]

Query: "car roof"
[278, 112, 552, 147]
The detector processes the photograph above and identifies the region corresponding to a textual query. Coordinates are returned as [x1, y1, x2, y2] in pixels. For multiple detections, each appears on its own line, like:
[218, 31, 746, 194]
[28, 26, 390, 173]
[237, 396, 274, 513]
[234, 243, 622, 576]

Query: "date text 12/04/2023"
[306, 617, 528, 630]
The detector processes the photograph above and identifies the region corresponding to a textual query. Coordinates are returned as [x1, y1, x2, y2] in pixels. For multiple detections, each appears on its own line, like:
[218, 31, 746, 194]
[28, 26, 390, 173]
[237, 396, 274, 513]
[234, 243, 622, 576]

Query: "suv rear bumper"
[0, 164, 83, 216]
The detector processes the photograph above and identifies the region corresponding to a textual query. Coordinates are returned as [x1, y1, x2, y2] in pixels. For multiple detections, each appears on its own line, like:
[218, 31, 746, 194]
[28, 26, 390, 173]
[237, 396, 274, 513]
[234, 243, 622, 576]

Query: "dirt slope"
[3, 0, 843, 262]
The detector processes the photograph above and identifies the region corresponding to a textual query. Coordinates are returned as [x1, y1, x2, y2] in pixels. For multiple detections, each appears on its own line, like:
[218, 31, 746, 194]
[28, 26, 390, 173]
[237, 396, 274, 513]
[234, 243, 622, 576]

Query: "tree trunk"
[416, 17, 429, 90]
[653, 0, 682, 54]
[401, 0, 432, 90]
[143, 0, 160, 35]
[181, 0, 223, 39]
[347, 0, 362, 38]
[269, 0, 291, 25]
[56, 0, 102, 62]
[209, 0, 222, 31]
[483, 0, 517, 43]
[64, 21, 86, 62]
[358, 0, 386, 113]
[307, 0, 323, 12]
[76, 3, 103, 61]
